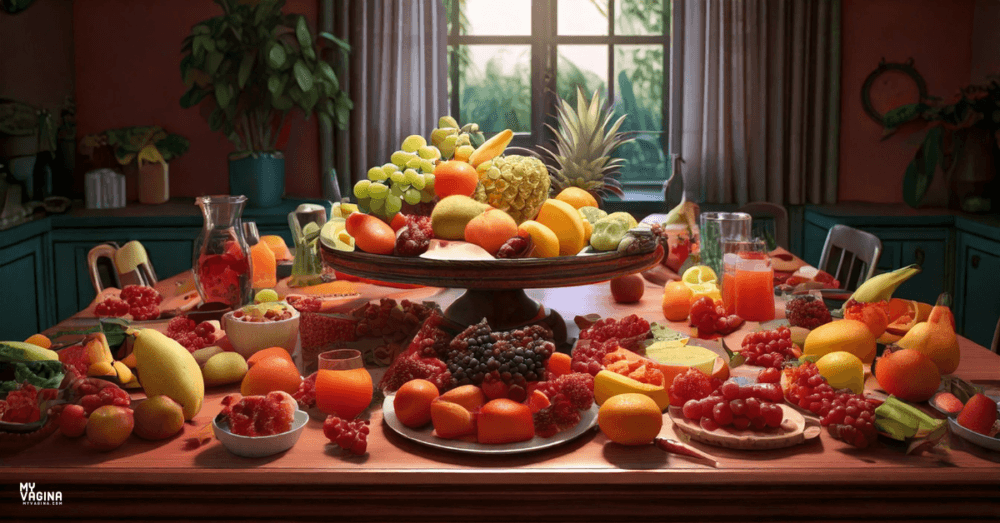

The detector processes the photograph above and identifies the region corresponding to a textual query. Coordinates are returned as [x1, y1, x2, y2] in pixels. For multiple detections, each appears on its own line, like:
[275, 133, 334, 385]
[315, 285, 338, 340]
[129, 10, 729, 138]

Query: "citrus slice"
[644, 343, 718, 376]
[682, 265, 718, 286]
[320, 218, 355, 252]
[686, 282, 721, 302]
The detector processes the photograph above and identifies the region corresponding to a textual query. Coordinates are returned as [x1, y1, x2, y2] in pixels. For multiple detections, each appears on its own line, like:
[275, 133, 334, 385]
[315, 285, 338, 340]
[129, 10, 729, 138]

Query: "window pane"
[615, 0, 665, 35]
[452, 45, 532, 133]
[614, 45, 663, 132]
[557, 45, 608, 108]
[558, 0, 608, 36]
[459, 0, 531, 36]
[614, 132, 667, 184]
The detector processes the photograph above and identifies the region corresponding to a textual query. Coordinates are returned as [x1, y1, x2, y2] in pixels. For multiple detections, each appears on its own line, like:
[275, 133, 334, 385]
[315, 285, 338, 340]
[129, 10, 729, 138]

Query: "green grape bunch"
[353, 127, 449, 221]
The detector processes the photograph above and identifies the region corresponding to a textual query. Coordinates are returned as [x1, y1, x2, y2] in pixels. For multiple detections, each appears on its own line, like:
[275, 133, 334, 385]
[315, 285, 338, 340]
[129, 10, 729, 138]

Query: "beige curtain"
[669, 0, 840, 205]
[328, 0, 448, 195]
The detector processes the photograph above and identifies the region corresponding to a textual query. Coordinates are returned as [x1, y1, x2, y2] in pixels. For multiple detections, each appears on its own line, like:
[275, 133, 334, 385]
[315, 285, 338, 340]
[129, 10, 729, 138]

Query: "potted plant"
[883, 74, 999, 212]
[179, 0, 352, 208]
[80, 126, 190, 205]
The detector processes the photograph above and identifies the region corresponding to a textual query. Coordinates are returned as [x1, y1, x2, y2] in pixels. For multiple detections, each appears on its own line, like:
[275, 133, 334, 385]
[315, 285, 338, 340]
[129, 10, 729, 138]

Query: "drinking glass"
[315, 349, 373, 420]
[722, 239, 775, 322]
[698, 212, 752, 278]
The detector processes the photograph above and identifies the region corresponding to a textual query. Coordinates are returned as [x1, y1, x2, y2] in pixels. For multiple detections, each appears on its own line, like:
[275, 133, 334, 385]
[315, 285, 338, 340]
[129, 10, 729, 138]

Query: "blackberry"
[444, 319, 555, 389]
[786, 295, 832, 329]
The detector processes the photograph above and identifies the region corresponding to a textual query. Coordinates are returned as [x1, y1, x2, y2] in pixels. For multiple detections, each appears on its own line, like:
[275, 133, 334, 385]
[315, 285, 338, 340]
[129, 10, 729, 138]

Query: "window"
[444, 0, 670, 196]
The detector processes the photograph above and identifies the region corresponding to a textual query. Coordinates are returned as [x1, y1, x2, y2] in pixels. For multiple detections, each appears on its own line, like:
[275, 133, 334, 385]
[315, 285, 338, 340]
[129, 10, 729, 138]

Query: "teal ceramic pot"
[228, 153, 285, 208]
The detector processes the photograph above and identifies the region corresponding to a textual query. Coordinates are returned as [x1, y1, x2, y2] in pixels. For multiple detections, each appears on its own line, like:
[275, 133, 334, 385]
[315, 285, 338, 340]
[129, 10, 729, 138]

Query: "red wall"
[73, 0, 320, 200]
[838, 0, 975, 203]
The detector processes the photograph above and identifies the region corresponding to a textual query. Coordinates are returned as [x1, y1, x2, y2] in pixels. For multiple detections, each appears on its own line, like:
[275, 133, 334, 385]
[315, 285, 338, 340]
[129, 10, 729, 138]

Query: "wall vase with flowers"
[883, 74, 999, 212]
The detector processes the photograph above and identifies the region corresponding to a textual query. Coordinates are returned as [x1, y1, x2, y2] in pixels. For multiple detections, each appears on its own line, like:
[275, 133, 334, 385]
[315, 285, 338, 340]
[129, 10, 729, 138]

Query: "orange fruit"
[240, 356, 303, 396]
[554, 187, 599, 210]
[437, 384, 486, 411]
[345, 212, 396, 255]
[546, 352, 572, 377]
[464, 208, 518, 255]
[524, 390, 550, 413]
[874, 348, 941, 402]
[598, 393, 663, 445]
[24, 333, 52, 349]
[393, 379, 440, 428]
[430, 400, 476, 439]
[844, 300, 890, 339]
[246, 347, 294, 369]
[661, 281, 694, 321]
[260, 235, 292, 260]
[477, 398, 535, 444]
[434, 160, 479, 198]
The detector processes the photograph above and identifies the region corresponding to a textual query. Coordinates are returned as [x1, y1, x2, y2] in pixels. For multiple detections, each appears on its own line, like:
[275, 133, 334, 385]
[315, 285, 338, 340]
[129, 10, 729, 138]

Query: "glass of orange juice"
[315, 348, 373, 420]
[722, 239, 775, 322]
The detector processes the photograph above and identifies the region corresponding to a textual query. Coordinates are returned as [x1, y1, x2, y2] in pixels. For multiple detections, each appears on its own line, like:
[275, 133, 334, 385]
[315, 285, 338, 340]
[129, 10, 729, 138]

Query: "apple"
[133, 395, 185, 440]
[86, 405, 134, 451]
[610, 274, 645, 303]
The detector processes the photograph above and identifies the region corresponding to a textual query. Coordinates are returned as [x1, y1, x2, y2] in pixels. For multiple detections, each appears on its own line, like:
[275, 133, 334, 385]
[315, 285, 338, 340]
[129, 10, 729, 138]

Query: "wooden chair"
[991, 316, 999, 353]
[738, 201, 789, 250]
[817, 224, 883, 291]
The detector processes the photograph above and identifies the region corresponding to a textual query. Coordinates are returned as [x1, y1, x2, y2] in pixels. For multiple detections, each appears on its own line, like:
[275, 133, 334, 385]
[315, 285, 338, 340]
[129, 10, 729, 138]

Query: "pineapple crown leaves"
[541, 86, 635, 197]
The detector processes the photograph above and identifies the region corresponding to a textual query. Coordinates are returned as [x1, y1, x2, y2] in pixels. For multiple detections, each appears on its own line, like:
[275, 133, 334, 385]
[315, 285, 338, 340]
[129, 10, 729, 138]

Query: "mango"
[132, 329, 205, 420]
[202, 352, 249, 386]
[803, 319, 877, 364]
[593, 370, 670, 411]
[535, 199, 586, 256]
[430, 195, 490, 240]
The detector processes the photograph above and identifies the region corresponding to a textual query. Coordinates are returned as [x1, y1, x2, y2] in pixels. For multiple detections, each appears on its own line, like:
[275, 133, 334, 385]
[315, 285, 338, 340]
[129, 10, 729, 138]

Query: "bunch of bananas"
[430, 116, 485, 161]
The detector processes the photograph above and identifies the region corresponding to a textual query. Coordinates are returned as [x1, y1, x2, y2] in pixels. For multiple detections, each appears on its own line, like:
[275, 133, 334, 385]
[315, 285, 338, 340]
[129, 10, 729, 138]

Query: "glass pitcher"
[192, 195, 253, 309]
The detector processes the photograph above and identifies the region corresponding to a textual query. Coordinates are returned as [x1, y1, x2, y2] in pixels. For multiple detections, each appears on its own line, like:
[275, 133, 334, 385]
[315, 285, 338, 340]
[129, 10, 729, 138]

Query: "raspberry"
[535, 373, 594, 411]
[292, 372, 318, 410]
[572, 315, 652, 375]
[668, 368, 717, 406]
[323, 416, 370, 455]
[532, 406, 560, 438]
[98, 385, 131, 408]
[786, 295, 832, 329]
[379, 351, 452, 392]
[167, 316, 196, 335]
[550, 397, 582, 427]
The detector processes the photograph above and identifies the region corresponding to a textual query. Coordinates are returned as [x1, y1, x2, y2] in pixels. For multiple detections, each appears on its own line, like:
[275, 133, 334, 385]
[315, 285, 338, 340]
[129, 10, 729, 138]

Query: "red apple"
[610, 274, 645, 303]
[86, 405, 134, 451]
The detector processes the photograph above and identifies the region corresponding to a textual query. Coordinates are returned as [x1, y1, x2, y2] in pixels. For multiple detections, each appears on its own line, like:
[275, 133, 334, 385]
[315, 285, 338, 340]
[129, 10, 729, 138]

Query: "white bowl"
[222, 302, 300, 359]
[213, 408, 309, 458]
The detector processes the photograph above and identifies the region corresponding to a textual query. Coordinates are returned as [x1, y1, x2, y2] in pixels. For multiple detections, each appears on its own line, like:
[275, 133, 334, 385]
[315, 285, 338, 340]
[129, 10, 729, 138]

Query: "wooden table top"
[5, 274, 1000, 521]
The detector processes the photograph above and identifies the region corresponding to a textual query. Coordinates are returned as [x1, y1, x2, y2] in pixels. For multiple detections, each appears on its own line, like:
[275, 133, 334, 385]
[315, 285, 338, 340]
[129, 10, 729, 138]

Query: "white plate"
[213, 409, 309, 458]
[381, 395, 598, 455]
[948, 417, 1000, 452]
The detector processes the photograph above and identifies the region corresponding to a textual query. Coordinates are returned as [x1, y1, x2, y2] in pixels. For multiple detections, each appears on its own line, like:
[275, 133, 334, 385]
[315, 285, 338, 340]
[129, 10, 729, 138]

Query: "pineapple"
[473, 155, 550, 224]
[542, 87, 635, 199]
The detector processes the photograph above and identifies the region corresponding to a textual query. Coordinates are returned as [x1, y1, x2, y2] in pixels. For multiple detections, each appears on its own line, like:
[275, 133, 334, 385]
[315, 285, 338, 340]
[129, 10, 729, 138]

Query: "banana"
[848, 264, 921, 303]
[0, 341, 59, 361]
[469, 129, 513, 167]
[132, 328, 205, 420]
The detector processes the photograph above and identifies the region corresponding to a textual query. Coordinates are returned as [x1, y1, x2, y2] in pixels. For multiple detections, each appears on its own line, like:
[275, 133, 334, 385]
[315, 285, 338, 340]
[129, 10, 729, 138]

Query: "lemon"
[682, 265, 718, 286]
[253, 289, 279, 304]
[815, 351, 865, 394]
[686, 282, 721, 302]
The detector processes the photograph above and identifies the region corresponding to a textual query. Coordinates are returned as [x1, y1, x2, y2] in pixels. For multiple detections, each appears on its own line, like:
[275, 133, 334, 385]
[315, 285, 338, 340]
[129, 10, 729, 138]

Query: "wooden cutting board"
[668, 404, 821, 450]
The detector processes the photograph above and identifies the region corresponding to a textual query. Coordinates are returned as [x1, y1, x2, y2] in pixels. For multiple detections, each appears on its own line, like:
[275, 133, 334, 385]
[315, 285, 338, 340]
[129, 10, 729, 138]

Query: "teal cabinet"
[955, 232, 1000, 349]
[0, 221, 51, 339]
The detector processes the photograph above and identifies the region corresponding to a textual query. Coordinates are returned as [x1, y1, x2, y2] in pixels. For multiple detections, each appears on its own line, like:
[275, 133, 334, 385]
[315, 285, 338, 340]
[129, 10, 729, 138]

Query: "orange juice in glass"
[315, 349, 373, 420]
[723, 240, 775, 322]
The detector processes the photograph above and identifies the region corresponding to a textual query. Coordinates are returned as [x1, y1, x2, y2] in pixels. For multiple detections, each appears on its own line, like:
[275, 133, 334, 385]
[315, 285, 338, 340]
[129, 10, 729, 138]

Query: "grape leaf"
[649, 322, 687, 342]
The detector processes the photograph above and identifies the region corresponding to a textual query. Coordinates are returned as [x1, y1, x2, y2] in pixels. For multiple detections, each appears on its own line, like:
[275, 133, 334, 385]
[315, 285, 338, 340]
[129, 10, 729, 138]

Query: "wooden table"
[4, 276, 1000, 522]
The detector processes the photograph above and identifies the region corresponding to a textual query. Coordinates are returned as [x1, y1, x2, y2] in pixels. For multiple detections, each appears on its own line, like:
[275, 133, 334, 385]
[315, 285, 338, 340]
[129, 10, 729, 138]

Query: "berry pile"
[668, 368, 723, 407]
[785, 295, 832, 329]
[94, 285, 163, 320]
[739, 326, 799, 369]
[0, 383, 57, 423]
[165, 316, 217, 352]
[292, 372, 318, 410]
[394, 215, 433, 257]
[680, 380, 786, 432]
[689, 297, 744, 338]
[323, 416, 370, 455]
[532, 373, 595, 437]
[783, 362, 879, 448]
[78, 384, 131, 415]
[571, 315, 651, 375]
[444, 320, 555, 389]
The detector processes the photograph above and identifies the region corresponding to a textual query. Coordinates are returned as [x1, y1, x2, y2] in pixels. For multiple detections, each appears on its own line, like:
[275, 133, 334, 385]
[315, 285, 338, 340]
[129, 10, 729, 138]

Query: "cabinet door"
[956, 233, 1000, 348]
[864, 228, 950, 305]
[0, 236, 48, 339]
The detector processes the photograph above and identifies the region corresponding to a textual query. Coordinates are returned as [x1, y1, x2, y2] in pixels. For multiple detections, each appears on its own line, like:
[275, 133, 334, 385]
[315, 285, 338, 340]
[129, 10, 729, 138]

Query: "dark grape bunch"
[786, 295, 832, 329]
[323, 416, 370, 455]
[784, 362, 879, 448]
[739, 326, 799, 369]
[444, 319, 555, 390]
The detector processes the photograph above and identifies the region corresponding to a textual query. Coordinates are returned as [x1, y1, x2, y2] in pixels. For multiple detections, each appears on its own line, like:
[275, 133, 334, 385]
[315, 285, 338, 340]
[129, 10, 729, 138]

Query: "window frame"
[445, 0, 670, 196]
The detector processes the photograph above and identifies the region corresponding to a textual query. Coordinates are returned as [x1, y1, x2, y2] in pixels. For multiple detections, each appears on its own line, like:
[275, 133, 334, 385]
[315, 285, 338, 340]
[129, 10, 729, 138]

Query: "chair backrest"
[817, 224, 882, 291]
[738, 201, 789, 249]
[992, 315, 999, 353]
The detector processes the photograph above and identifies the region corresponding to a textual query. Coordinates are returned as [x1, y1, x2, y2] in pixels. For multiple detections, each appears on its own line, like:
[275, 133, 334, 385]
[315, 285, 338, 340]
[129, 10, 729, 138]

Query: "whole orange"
[554, 187, 599, 209]
[874, 348, 941, 402]
[464, 209, 518, 255]
[240, 356, 303, 396]
[661, 281, 694, 321]
[393, 379, 440, 428]
[434, 160, 479, 198]
[247, 346, 294, 369]
[477, 398, 535, 444]
[598, 393, 662, 445]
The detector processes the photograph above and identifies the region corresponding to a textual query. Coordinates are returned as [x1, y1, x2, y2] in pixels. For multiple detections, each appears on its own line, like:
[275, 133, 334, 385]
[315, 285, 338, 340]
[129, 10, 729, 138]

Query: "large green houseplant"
[180, 0, 352, 207]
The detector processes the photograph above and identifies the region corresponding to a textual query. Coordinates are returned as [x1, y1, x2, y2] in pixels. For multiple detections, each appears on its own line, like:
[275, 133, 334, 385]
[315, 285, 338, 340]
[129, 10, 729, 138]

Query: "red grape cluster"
[688, 297, 744, 337]
[681, 380, 786, 432]
[572, 315, 651, 375]
[783, 362, 879, 448]
[394, 215, 433, 257]
[95, 285, 162, 320]
[668, 368, 722, 407]
[785, 295, 832, 329]
[323, 416, 370, 455]
[165, 316, 217, 352]
[739, 326, 799, 369]
[79, 384, 131, 415]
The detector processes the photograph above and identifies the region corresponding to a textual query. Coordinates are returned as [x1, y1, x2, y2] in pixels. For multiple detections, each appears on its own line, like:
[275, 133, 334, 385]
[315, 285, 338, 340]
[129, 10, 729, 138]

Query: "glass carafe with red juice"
[193, 195, 253, 309]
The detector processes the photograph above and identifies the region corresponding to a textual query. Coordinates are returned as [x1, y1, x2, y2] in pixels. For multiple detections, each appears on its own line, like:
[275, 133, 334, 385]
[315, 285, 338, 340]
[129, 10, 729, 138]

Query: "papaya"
[132, 329, 205, 420]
